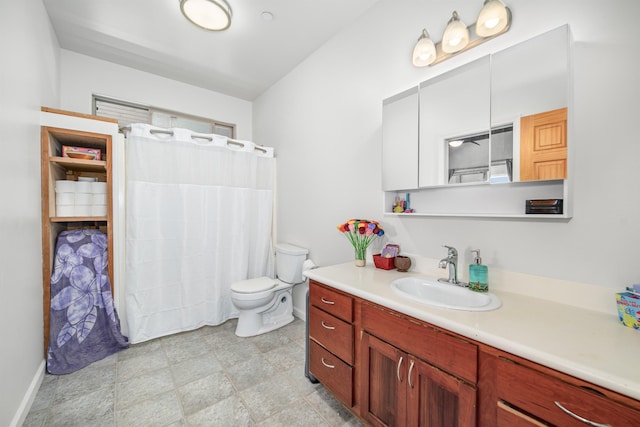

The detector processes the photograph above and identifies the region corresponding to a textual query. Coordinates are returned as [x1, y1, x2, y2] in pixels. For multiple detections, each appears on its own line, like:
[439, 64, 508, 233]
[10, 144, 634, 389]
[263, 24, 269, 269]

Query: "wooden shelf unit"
[40, 108, 118, 356]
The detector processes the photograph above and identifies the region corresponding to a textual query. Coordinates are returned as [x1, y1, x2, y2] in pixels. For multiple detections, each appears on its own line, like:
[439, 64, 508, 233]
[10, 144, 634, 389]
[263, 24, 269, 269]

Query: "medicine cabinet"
[382, 25, 571, 218]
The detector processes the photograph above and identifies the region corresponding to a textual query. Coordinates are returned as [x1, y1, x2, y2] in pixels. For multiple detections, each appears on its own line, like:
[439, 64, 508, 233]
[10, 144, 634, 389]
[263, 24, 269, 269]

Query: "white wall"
[254, 0, 640, 312]
[59, 50, 253, 140]
[0, 0, 60, 425]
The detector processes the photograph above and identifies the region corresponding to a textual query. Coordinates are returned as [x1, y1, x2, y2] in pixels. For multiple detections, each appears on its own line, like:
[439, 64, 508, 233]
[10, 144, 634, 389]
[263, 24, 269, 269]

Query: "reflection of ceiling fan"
[448, 139, 480, 147]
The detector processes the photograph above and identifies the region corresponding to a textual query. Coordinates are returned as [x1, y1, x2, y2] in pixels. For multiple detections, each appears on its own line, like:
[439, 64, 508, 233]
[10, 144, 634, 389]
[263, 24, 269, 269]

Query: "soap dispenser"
[469, 249, 488, 293]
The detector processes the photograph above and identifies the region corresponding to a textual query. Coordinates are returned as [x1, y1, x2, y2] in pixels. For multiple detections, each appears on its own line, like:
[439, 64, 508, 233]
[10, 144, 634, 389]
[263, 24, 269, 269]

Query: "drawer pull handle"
[320, 297, 335, 305]
[321, 358, 335, 369]
[397, 356, 404, 382]
[321, 321, 335, 330]
[408, 360, 415, 389]
[554, 401, 612, 427]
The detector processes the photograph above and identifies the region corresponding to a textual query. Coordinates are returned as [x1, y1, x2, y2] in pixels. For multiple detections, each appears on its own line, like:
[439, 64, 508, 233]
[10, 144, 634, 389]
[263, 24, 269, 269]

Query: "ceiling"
[43, 0, 382, 101]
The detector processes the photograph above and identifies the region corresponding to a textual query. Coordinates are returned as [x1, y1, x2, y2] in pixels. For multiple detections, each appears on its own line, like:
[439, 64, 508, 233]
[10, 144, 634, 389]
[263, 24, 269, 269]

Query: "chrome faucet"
[438, 245, 466, 286]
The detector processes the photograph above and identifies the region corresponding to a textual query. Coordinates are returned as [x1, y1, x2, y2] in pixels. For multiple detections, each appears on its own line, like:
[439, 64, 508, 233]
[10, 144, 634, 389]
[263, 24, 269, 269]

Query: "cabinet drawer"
[309, 280, 353, 322]
[309, 340, 353, 407]
[497, 357, 640, 427]
[361, 303, 477, 384]
[497, 401, 547, 426]
[309, 305, 353, 364]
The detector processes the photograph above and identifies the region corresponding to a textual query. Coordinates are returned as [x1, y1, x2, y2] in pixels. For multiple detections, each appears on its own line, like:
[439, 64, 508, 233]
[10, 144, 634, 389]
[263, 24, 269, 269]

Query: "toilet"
[231, 243, 309, 337]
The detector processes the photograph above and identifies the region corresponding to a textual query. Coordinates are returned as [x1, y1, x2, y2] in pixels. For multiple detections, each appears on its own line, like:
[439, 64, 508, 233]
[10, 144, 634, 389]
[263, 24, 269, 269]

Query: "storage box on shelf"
[40, 107, 118, 355]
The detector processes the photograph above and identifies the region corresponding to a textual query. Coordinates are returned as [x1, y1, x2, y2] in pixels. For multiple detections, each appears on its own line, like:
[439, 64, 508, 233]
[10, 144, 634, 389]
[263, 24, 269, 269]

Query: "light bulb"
[442, 11, 469, 53]
[412, 29, 436, 67]
[476, 0, 509, 37]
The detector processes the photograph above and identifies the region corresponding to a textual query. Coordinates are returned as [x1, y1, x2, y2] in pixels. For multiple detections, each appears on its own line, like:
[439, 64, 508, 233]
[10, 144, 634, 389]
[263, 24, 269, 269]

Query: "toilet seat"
[231, 277, 277, 294]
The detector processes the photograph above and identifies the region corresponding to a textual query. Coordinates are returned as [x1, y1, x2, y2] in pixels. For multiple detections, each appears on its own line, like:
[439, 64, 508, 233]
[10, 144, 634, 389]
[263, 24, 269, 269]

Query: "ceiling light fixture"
[180, 0, 232, 31]
[412, 29, 437, 67]
[411, 1, 511, 67]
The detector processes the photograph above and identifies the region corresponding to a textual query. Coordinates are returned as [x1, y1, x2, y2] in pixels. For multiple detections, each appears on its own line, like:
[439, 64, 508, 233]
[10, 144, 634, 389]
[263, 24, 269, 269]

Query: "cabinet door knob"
[397, 356, 404, 382]
[320, 297, 335, 305]
[554, 401, 612, 427]
[408, 360, 415, 389]
[321, 358, 335, 369]
[321, 321, 335, 330]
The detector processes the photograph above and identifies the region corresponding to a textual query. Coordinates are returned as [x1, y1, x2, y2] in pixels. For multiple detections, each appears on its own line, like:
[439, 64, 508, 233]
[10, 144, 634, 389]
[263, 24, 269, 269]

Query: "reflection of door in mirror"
[520, 107, 567, 181]
[491, 25, 569, 183]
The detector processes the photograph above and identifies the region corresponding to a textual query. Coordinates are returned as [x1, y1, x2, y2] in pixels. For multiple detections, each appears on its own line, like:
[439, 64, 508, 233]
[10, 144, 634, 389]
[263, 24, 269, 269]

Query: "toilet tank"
[275, 243, 309, 284]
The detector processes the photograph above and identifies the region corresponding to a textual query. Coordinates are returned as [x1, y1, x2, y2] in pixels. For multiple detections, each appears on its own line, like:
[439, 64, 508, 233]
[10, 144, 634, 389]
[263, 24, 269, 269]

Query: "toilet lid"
[231, 277, 278, 293]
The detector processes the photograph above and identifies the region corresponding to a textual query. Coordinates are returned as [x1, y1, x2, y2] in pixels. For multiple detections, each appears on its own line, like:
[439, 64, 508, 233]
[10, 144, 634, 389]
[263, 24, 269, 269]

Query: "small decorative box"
[616, 292, 640, 330]
[62, 145, 101, 160]
[373, 254, 395, 270]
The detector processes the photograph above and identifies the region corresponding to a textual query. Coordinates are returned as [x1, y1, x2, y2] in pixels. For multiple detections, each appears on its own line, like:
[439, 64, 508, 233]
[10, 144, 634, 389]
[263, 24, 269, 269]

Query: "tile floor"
[24, 318, 363, 426]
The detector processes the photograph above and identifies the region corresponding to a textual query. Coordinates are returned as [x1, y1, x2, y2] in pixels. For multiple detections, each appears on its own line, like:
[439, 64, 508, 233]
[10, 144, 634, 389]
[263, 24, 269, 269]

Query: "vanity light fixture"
[412, 29, 437, 66]
[411, 1, 511, 67]
[442, 11, 469, 53]
[180, 0, 232, 31]
[476, 0, 509, 37]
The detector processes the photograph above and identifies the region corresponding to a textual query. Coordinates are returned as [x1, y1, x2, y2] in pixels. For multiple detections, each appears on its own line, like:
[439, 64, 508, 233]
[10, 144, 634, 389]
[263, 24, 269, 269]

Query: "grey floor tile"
[115, 390, 182, 427]
[51, 364, 116, 406]
[117, 339, 162, 362]
[240, 373, 301, 422]
[212, 340, 261, 368]
[116, 367, 174, 409]
[47, 385, 115, 427]
[22, 409, 47, 427]
[29, 374, 58, 412]
[278, 319, 306, 343]
[263, 341, 306, 372]
[171, 352, 222, 387]
[26, 317, 356, 427]
[163, 334, 212, 365]
[248, 330, 293, 353]
[185, 395, 254, 426]
[257, 401, 330, 427]
[177, 371, 235, 416]
[224, 353, 277, 392]
[282, 364, 322, 397]
[306, 387, 357, 427]
[203, 327, 241, 349]
[116, 349, 169, 382]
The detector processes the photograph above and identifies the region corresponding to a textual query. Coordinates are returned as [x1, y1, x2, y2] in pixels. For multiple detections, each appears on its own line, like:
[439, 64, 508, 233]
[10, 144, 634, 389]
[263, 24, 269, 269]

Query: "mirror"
[418, 56, 491, 187]
[491, 25, 569, 182]
[382, 26, 570, 192]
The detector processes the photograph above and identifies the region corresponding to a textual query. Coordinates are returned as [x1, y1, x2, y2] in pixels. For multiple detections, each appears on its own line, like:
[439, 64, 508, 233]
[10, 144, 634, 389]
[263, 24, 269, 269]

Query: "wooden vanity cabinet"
[308, 280, 355, 407]
[492, 354, 640, 427]
[360, 302, 477, 427]
[308, 279, 640, 427]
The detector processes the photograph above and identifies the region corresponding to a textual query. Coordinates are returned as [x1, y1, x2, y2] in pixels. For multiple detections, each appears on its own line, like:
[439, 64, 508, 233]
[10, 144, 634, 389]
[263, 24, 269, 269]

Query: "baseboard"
[293, 306, 306, 322]
[11, 359, 45, 427]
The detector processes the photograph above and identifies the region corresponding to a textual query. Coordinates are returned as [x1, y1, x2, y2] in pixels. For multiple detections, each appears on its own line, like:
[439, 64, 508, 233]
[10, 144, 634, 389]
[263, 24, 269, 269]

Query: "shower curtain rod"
[120, 125, 268, 153]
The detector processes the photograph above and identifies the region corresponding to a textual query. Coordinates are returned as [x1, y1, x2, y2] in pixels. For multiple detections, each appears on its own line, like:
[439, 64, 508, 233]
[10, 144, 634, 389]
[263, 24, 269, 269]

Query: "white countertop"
[305, 262, 640, 401]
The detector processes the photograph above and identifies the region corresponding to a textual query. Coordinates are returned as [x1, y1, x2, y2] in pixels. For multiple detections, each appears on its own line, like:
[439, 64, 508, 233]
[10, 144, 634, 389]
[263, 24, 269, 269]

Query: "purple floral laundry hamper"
[47, 229, 128, 374]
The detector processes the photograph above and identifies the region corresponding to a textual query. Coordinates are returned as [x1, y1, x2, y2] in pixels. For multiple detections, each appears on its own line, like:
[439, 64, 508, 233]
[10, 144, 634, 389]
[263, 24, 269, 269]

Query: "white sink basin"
[390, 277, 501, 311]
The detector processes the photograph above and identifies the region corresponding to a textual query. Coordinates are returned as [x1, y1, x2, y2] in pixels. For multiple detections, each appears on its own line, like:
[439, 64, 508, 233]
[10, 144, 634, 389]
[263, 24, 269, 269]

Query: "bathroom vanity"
[306, 263, 640, 426]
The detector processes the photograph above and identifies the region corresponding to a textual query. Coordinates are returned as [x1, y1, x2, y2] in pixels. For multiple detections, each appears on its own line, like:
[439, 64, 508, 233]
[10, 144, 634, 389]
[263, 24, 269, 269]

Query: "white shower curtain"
[125, 124, 275, 343]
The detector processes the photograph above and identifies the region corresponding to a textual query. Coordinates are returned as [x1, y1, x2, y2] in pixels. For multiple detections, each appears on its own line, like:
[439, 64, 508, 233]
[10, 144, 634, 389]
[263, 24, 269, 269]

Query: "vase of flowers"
[337, 219, 385, 267]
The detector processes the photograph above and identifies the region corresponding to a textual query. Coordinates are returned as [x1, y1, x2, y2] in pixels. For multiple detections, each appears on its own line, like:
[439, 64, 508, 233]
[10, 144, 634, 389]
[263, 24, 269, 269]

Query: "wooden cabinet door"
[407, 356, 477, 427]
[361, 333, 407, 427]
[520, 107, 567, 181]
